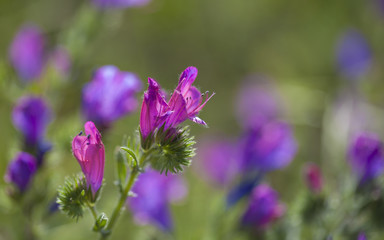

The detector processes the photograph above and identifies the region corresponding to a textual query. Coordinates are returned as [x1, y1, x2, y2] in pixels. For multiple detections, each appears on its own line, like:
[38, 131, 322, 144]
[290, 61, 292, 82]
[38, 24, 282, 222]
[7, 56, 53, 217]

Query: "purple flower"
[9, 24, 45, 82]
[358, 232, 367, 240]
[72, 121, 105, 196]
[4, 152, 37, 192]
[92, 0, 152, 8]
[50, 46, 71, 77]
[240, 121, 297, 172]
[242, 184, 285, 229]
[236, 77, 280, 129]
[196, 137, 239, 186]
[12, 96, 52, 147]
[140, 66, 214, 139]
[128, 169, 187, 231]
[82, 65, 142, 129]
[303, 163, 323, 194]
[348, 133, 384, 183]
[336, 29, 372, 80]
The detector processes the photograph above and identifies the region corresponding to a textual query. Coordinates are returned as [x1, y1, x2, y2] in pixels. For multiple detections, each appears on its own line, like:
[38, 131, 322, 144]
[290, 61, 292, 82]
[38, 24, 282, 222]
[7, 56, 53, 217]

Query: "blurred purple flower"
[128, 169, 187, 231]
[140, 66, 214, 139]
[304, 163, 323, 194]
[336, 29, 372, 80]
[4, 152, 37, 192]
[196, 137, 239, 186]
[242, 184, 285, 229]
[9, 24, 45, 82]
[83, 65, 142, 129]
[92, 0, 152, 9]
[240, 121, 297, 172]
[358, 232, 367, 240]
[72, 121, 105, 196]
[348, 133, 384, 184]
[12, 96, 52, 147]
[236, 77, 280, 129]
[50, 46, 71, 77]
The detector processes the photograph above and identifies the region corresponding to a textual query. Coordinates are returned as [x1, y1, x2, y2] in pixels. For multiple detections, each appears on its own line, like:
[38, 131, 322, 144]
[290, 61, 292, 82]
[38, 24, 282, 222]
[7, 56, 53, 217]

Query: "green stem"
[87, 202, 98, 221]
[99, 151, 149, 240]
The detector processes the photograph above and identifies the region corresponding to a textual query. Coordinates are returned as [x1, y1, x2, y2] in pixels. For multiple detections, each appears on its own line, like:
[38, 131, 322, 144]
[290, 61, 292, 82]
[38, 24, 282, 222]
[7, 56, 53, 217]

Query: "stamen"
[78, 131, 83, 136]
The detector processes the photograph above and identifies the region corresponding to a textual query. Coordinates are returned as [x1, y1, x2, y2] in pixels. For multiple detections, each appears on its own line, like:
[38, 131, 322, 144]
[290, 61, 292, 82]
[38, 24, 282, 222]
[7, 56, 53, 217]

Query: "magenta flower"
[242, 184, 285, 229]
[358, 232, 367, 240]
[5, 152, 37, 192]
[12, 96, 52, 147]
[83, 65, 142, 129]
[140, 66, 214, 140]
[127, 169, 187, 231]
[9, 24, 45, 82]
[303, 163, 323, 194]
[72, 121, 105, 196]
[348, 133, 384, 184]
[92, 0, 151, 8]
[50, 46, 71, 77]
[240, 121, 297, 172]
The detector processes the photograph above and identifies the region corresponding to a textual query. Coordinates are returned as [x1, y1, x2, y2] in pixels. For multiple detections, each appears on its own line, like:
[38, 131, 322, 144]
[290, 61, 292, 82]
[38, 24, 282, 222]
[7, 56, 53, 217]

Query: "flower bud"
[72, 121, 105, 196]
[5, 152, 37, 193]
[304, 163, 323, 194]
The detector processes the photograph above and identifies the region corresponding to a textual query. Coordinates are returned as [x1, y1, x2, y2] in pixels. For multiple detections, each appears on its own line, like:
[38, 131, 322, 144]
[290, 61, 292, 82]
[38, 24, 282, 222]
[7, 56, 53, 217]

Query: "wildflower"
[336, 29, 371, 80]
[72, 121, 105, 196]
[348, 133, 384, 184]
[240, 121, 297, 172]
[140, 66, 214, 141]
[50, 46, 71, 77]
[4, 152, 37, 193]
[242, 184, 285, 229]
[82, 65, 142, 129]
[358, 232, 367, 240]
[196, 137, 239, 186]
[9, 24, 45, 81]
[92, 0, 152, 8]
[12, 96, 52, 147]
[127, 169, 187, 232]
[304, 163, 323, 194]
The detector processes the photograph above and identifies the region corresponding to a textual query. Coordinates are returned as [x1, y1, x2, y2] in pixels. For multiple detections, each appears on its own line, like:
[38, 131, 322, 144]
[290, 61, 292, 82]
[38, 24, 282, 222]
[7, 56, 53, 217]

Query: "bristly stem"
[99, 151, 149, 240]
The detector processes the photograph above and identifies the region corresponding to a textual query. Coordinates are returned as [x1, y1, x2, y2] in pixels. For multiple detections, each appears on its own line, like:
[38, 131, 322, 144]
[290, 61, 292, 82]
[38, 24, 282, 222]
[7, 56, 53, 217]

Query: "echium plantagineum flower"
[197, 137, 240, 186]
[140, 66, 214, 142]
[50, 46, 71, 77]
[4, 152, 37, 193]
[241, 184, 285, 229]
[9, 24, 46, 82]
[92, 0, 152, 8]
[348, 133, 384, 184]
[82, 65, 142, 129]
[72, 121, 105, 196]
[127, 168, 187, 232]
[12, 96, 52, 147]
[304, 163, 323, 194]
[236, 77, 280, 129]
[336, 29, 372, 80]
[240, 121, 297, 172]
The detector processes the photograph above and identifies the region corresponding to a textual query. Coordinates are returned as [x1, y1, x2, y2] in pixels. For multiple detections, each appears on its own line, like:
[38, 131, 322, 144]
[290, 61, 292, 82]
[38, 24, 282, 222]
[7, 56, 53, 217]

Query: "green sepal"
[93, 212, 108, 232]
[147, 126, 196, 174]
[56, 173, 93, 220]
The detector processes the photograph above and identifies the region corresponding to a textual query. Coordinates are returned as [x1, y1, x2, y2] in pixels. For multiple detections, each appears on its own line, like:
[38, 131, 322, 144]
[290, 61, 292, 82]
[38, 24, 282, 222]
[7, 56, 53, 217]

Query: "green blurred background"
[1, 0, 384, 239]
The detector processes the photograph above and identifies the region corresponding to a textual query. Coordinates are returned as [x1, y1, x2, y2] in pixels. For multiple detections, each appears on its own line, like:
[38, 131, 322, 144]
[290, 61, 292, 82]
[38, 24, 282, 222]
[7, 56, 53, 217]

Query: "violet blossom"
[4, 152, 37, 193]
[82, 65, 142, 129]
[12, 96, 52, 147]
[92, 0, 152, 9]
[50, 46, 71, 77]
[304, 163, 323, 194]
[72, 121, 105, 196]
[240, 121, 297, 172]
[348, 133, 384, 184]
[336, 29, 372, 80]
[127, 169, 187, 232]
[358, 232, 367, 240]
[241, 184, 285, 229]
[140, 66, 214, 140]
[9, 24, 46, 82]
[196, 137, 239, 187]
